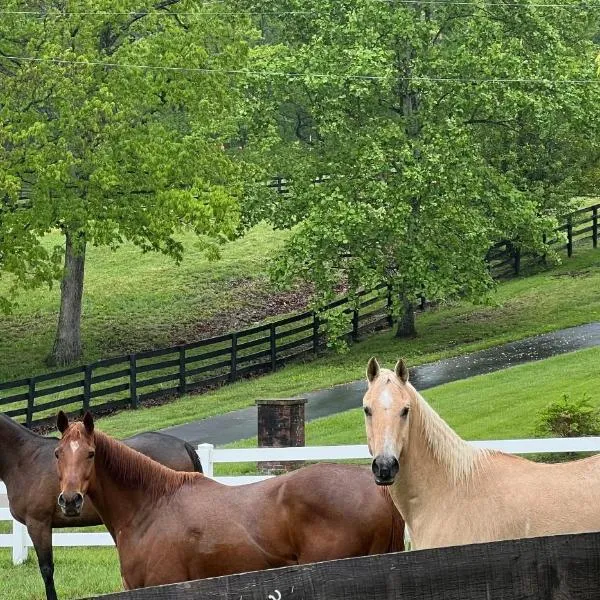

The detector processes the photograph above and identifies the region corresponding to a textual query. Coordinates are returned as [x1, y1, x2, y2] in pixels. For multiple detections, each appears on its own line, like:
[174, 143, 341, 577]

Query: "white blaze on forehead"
[69, 441, 80, 453]
[378, 387, 393, 409]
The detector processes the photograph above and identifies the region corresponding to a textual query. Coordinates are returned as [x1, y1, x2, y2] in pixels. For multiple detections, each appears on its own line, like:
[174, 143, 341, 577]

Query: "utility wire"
[1, 55, 597, 84]
[0, 0, 595, 16]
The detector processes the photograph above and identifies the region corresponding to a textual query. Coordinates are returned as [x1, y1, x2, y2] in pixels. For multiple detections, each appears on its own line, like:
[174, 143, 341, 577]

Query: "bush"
[534, 392, 600, 438]
[533, 393, 599, 463]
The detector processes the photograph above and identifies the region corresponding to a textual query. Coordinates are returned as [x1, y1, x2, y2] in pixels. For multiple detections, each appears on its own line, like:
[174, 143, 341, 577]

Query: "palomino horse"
[55, 411, 404, 590]
[0, 414, 202, 600]
[362, 357, 600, 549]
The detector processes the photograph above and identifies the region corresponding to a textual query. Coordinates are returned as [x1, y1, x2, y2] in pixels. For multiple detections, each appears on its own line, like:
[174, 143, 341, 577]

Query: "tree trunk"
[47, 231, 86, 366]
[396, 298, 416, 338]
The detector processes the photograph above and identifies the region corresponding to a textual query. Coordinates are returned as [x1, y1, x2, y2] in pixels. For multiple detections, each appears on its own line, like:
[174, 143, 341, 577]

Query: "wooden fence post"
[25, 377, 35, 428]
[83, 365, 92, 412]
[270, 323, 277, 371]
[567, 217, 573, 257]
[230, 333, 238, 382]
[593, 206, 598, 249]
[12, 519, 29, 565]
[178, 346, 186, 395]
[129, 354, 138, 409]
[351, 308, 359, 341]
[386, 285, 394, 327]
[196, 443, 214, 477]
[312, 314, 320, 355]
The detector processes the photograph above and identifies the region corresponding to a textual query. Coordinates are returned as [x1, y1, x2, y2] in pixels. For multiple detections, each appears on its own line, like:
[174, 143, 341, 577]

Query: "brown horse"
[55, 411, 404, 590]
[0, 414, 202, 600]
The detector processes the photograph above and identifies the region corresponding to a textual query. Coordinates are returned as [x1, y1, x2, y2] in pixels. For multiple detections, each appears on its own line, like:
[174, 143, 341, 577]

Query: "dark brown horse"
[56, 411, 404, 591]
[0, 413, 202, 600]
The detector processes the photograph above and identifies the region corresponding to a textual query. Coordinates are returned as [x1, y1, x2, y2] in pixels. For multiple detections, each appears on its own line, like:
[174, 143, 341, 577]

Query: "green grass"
[96, 245, 600, 440]
[0, 547, 121, 600]
[0, 224, 289, 381]
[215, 346, 600, 475]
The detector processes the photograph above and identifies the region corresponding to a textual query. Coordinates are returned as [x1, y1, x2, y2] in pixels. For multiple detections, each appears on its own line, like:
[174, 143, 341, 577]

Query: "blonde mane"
[407, 383, 492, 483]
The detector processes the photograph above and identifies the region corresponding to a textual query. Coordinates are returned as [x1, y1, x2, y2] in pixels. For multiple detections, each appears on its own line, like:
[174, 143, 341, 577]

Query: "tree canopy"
[240, 0, 600, 335]
[0, 1, 255, 362]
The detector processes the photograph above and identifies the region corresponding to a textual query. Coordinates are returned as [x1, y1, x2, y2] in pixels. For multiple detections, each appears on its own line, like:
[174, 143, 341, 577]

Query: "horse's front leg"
[27, 519, 58, 600]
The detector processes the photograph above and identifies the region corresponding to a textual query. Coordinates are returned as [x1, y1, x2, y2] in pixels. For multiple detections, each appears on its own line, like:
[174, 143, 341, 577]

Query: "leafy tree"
[239, 0, 600, 336]
[0, 1, 254, 364]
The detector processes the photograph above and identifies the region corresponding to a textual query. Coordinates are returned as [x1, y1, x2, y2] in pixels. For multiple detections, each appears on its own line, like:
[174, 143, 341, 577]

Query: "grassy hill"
[0, 224, 292, 381]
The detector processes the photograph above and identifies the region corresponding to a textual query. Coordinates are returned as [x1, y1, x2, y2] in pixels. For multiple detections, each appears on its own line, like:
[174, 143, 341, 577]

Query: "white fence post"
[196, 443, 214, 478]
[12, 519, 28, 565]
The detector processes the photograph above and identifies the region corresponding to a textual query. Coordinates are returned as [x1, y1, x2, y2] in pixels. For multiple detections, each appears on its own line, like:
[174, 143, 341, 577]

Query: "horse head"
[363, 357, 411, 486]
[55, 410, 96, 517]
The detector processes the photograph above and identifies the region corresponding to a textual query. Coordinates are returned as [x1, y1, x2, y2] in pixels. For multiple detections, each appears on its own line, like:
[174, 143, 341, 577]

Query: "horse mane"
[407, 382, 493, 483]
[93, 430, 201, 499]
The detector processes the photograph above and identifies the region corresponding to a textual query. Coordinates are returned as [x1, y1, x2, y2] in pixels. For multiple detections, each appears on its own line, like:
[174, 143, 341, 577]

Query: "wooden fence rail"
[87, 532, 600, 599]
[0, 201, 598, 427]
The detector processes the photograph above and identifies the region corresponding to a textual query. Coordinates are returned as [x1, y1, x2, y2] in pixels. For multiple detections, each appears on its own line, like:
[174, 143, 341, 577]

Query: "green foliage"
[0, 1, 256, 309]
[238, 0, 600, 329]
[534, 393, 600, 438]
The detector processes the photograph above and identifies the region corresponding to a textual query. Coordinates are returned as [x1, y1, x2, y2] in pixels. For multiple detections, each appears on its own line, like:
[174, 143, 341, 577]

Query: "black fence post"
[230, 333, 238, 382]
[313, 313, 320, 355]
[26, 377, 35, 428]
[514, 246, 521, 276]
[352, 308, 359, 342]
[178, 346, 186, 395]
[270, 323, 277, 371]
[386, 285, 394, 327]
[83, 364, 92, 412]
[593, 206, 598, 249]
[129, 354, 138, 409]
[567, 217, 573, 257]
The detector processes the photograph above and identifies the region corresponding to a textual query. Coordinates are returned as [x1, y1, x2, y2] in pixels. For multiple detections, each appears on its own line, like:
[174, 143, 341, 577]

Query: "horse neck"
[0, 415, 45, 482]
[88, 432, 198, 531]
[392, 387, 487, 517]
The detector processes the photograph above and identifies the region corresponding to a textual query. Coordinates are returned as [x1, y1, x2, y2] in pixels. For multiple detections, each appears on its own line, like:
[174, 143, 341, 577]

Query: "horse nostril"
[58, 493, 66, 508]
[74, 492, 83, 507]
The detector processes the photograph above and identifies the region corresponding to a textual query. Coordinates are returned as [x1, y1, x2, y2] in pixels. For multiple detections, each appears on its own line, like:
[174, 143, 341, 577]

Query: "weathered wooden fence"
[0, 201, 598, 427]
[87, 532, 600, 599]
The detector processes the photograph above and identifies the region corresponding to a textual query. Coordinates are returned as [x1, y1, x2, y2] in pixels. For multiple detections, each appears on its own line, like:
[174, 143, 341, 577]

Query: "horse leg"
[27, 519, 58, 600]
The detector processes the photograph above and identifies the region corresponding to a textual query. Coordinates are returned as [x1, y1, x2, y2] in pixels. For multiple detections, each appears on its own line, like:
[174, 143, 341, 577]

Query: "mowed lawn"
[1, 346, 598, 599]
[0, 224, 289, 381]
[98, 246, 600, 439]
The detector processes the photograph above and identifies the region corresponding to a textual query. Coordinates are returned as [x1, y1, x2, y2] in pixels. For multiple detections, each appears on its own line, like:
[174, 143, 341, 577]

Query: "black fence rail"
[89, 532, 600, 600]
[1, 201, 598, 428]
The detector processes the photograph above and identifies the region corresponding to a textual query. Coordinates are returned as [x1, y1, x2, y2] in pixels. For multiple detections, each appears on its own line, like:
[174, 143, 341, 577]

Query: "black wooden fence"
[87, 532, 600, 599]
[0, 201, 598, 428]
[0, 286, 390, 427]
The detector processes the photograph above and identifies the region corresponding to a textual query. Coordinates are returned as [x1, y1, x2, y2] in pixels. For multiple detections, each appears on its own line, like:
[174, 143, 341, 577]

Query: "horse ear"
[83, 411, 94, 435]
[57, 411, 69, 435]
[395, 359, 409, 384]
[366, 357, 380, 383]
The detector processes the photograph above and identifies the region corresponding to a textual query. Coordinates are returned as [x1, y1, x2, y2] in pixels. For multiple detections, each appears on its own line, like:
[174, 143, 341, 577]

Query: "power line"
[1, 55, 597, 84]
[0, 0, 594, 17]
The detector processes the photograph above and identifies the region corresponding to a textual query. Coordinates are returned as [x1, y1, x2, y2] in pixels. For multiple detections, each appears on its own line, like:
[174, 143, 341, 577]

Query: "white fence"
[2, 437, 600, 565]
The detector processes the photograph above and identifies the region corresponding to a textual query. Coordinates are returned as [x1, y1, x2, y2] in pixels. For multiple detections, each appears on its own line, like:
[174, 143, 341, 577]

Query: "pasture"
[97, 246, 600, 440]
[0, 224, 290, 382]
[2, 346, 599, 599]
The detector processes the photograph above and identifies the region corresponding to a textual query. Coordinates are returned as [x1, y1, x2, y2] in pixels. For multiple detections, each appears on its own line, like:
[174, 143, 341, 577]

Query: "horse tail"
[380, 487, 405, 553]
[184, 441, 204, 473]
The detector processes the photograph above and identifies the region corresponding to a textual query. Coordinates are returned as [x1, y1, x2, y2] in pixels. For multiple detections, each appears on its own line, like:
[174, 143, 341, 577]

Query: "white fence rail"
[2, 437, 599, 565]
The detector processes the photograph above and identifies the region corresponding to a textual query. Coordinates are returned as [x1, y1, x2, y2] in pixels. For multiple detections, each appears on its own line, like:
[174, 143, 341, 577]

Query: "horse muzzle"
[58, 491, 84, 516]
[372, 455, 399, 486]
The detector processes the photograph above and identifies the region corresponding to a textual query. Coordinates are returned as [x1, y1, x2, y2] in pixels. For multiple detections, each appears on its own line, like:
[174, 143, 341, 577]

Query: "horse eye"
[363, 406, 372, 417]
[400, 406, 409, 418]
[88, 451, 95, 459]
[54, 449, 59, 459]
